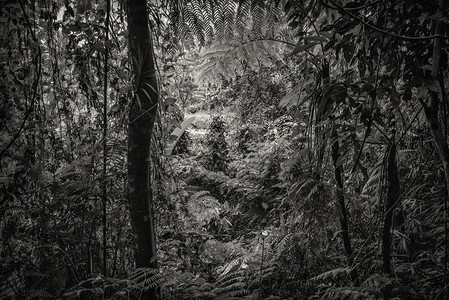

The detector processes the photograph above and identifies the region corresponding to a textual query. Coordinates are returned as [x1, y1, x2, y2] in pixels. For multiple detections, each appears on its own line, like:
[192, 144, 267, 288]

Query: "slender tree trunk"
[111, 225, 123, 278]
[424, 0, 449, 192]
[381, 138, 400, 299]
[102, 0, 111, 277]
[331, 130, 359, 286]
[381, 140, 399, 296]
[323, 58, 358, 285]
[126, 0, 159, 298]
[422, 0, 449, 292]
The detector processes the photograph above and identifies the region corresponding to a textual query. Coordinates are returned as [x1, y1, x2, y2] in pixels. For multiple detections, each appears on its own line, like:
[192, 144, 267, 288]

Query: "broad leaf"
[166, 117, 195, 155]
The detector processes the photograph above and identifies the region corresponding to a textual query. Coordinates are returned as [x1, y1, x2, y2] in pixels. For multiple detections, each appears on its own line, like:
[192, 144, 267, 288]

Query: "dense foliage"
[1, 0, 448, 299]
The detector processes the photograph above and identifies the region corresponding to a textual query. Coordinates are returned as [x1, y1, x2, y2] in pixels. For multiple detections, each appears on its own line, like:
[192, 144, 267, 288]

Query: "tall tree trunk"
[126, 0, 159, 298]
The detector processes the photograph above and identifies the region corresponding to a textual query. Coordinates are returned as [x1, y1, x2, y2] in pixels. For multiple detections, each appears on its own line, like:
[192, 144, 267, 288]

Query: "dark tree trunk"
[382, 141, 399, 274]
[381, 140, 400, 298]
[126, 0, 159, 298]
[331, 130, 359, 286]
[422, 0, 449, 291]
[323, 58, 358, 285]
[424, 0, 449, 194]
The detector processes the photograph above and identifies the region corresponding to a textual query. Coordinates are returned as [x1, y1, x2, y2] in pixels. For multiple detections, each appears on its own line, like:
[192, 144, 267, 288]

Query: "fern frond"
[319, 287, 370, 300]
[217, 256, 249, 277]
[360, 273, 394, 292]
[216, 269, 246, 284]
[123, 268, 165, 295]
[223, 0, 237, 38]
[213, 281, 249, 296]
[213, 1, 225, 40]
[202, 0, 215, 42]
[310, 267, 352, 282]
[265, 3, 283, 37]
[192, 190, 212, 202]
[212, 269, 249, 297]
[246, 264, 278, 290]
[251, 0, 266, 38]
[183, 1, 206, 45]
[196, 38, 285, 85]
[275, 232, 295, 254]
[170, 5, 195, 50]
[127, 267, 160, 282]
[227, 288, 250, 297]
[236, 0, 251, 35]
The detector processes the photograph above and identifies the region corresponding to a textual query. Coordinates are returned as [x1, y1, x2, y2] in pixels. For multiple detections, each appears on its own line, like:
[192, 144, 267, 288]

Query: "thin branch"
[256, 38, 295, 47]
[18, 0, 37, 42]
[321, 0, 449, 41]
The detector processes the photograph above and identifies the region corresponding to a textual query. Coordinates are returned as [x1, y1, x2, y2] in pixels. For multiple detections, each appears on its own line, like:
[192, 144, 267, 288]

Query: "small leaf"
[135, 94, 142, 110]
[166, 117, 196, 155]
[142, 82, 158, 94]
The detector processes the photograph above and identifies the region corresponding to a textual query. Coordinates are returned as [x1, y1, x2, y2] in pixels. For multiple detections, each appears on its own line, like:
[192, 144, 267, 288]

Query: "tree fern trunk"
[126, 0, 159, 298]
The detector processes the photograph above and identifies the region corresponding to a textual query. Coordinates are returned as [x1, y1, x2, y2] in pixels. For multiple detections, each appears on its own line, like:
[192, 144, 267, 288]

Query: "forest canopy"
[1, 0, 449, 299]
